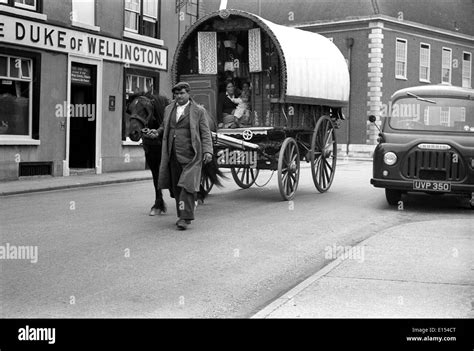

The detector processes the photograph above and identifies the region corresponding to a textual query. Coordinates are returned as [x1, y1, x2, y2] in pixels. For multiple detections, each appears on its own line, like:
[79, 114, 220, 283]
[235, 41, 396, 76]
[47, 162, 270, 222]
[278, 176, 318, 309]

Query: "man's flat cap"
[172, 82, 191, 93]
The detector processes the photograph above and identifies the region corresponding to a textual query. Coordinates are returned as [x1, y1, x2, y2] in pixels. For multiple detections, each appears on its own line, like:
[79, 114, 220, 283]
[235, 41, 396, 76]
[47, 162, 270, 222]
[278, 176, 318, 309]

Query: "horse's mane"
[127, 92, 170, 128]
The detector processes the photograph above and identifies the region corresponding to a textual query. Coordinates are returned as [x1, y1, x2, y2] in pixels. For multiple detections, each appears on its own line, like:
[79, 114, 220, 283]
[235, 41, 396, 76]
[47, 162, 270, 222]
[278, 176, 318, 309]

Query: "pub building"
[0, 0, 202, 180]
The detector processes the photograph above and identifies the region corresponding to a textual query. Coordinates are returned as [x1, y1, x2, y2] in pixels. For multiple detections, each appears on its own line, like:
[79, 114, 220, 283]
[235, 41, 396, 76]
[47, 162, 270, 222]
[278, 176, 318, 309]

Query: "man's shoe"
[176, 219, 188, 230]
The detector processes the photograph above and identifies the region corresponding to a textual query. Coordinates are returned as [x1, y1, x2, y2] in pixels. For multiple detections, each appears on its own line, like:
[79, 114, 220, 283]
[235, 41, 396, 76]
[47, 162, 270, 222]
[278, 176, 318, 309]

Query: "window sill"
[0, 138, 41, 145]
[419, 79, 431, 83]
[395, 76, 407, 80]
[122, 138, 142, 146]
[0, 4, 47, 21]
[72, 21, 101, 32]
[123, 31, 164, 47]
[440, 82, 452, 85]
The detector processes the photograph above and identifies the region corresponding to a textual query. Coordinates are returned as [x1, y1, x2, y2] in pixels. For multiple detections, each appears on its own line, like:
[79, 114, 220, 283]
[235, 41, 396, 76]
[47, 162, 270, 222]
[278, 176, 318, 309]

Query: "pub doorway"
[68, 62, 97, 172]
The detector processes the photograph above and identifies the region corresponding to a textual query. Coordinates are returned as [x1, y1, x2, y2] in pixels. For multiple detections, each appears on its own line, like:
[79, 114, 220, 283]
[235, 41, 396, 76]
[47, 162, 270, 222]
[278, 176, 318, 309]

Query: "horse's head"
[126, 95, 155, 142]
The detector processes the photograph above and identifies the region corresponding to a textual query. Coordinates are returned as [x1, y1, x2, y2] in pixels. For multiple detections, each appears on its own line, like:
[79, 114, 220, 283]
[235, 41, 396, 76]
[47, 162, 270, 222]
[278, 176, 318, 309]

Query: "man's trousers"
[169, 148, 196, 221]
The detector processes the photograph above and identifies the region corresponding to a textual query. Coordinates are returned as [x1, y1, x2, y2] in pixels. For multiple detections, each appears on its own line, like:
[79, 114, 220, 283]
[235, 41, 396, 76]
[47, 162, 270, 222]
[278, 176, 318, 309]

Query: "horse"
[125, 92, 168, 215]
[125, 92, 224, 216]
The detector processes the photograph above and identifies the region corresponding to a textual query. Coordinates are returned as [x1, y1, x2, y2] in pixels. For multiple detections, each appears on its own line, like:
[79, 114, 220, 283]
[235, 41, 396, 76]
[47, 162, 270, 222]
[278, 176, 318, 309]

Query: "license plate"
[413, 180, 451, 192]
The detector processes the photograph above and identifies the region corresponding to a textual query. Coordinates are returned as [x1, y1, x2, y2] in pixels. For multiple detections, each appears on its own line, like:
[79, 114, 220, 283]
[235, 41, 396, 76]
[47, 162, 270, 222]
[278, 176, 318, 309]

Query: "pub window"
[395, 38, 407, 79]
[122, 68, 159, 140]
[0, 55, 33, 137]
[462, 52, 472, 88]
[72, 0, 95, 27]
[124, 0, 160, 39]
[419, 43, 430, 82]
[441, 47, 452, 84]
[125, 74, 154, 95]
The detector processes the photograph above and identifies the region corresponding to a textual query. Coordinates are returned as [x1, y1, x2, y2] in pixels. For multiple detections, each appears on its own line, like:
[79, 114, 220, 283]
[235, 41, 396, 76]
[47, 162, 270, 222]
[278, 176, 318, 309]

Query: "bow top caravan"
[173, 8, 350, 119]
[172, 9, 350, 200]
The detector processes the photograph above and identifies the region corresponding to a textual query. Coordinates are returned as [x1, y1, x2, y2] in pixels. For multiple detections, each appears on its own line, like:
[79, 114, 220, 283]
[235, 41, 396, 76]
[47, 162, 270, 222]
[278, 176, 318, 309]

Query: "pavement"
[0, 170, 153, 196]
[253, 219, 474, 318]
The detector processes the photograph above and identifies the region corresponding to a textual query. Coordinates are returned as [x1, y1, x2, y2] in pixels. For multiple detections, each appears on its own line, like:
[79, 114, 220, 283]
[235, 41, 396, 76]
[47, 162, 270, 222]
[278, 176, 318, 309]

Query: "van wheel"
[385, 189, 402, 206]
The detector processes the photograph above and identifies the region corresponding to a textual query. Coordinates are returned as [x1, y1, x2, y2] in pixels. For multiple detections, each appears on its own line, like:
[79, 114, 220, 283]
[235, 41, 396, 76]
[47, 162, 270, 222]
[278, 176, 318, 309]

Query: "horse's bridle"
[128, 96, 154, 130]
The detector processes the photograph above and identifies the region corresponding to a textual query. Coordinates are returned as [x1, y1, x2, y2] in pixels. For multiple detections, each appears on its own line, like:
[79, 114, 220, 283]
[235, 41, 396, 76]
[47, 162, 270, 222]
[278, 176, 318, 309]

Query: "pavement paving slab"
[254, 219, 474, 318]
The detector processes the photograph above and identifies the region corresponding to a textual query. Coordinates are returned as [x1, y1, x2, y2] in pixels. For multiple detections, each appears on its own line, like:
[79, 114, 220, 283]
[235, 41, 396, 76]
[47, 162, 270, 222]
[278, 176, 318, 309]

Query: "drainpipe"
[345, 37, 354, 157]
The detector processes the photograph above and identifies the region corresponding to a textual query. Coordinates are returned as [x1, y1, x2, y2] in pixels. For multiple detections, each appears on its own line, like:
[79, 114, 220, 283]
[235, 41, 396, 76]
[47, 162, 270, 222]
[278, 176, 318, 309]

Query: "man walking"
[158, 82, 213, 230]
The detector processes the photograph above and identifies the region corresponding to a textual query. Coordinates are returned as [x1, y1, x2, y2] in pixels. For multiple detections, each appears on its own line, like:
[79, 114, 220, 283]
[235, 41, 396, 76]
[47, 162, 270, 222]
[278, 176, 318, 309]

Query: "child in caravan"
[231, 82, 251, 127]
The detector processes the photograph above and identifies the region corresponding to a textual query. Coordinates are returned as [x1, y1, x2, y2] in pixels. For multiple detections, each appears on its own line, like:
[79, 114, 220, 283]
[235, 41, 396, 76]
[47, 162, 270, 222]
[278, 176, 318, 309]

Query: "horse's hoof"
[149, 208, 160, 216]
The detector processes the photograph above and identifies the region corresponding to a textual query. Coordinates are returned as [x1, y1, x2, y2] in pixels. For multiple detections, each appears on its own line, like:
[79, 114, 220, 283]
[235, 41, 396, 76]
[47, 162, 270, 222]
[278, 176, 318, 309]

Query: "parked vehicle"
[370, 85, 474, 208]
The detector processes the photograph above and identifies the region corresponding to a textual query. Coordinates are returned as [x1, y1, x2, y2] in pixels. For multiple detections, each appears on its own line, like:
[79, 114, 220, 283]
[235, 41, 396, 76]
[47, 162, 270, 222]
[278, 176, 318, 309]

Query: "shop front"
[0, 13, 167, 180]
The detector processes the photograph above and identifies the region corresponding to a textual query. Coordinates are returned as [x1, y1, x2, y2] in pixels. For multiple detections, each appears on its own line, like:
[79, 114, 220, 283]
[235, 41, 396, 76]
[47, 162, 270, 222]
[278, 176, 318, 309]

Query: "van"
[370, 85, 474, 208]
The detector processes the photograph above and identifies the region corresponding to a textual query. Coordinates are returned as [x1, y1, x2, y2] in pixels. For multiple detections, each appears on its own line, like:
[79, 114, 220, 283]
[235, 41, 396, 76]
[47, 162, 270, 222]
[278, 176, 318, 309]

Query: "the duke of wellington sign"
[0, 14, 167, 70]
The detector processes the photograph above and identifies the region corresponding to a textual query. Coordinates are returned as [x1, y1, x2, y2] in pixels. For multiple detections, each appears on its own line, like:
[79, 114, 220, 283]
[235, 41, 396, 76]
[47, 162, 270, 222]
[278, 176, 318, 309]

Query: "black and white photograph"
[0, 0, 473, 348]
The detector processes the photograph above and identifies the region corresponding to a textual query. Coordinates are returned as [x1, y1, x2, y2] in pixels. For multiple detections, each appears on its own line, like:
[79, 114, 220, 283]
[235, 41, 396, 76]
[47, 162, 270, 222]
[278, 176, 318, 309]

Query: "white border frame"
[419, 42, 431, 83]
[64, 54, 103, 176]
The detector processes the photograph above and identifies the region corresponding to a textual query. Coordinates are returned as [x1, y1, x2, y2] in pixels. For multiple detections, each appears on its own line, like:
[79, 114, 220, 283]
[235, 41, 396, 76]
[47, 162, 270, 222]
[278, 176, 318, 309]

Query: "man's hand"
[143, 129, 160, 139]
[203, 153, 213, 164]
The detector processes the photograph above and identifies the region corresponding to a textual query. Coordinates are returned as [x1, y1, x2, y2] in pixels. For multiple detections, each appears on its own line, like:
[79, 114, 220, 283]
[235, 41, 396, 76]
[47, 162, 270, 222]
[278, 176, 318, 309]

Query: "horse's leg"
[146, 146, 166, 215]
[152, 146, 166, 213]
[197, 183, 205, 205]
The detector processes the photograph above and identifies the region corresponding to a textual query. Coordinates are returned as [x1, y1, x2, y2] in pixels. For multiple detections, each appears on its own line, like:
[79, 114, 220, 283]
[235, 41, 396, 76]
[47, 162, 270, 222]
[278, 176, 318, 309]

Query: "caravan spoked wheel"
[278, 137, 300, 201]
[231, 167, 259, 189]
[311, 116, 337, 193]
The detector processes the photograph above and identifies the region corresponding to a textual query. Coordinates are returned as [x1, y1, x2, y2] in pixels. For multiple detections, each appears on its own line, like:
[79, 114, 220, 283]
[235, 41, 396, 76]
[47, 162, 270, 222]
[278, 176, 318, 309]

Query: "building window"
[186, 0, 198, 21]
[124, 0, 160, 38]
[125, 0, 140, 32]
[0, 55, 33, 137]
[440, 107, 450, 126]
[125, 74, 154, 95]
[71, 0, 95, 27]
[0, 0, 40, 11]
[14, 0, 36, 10]
[423, 107, 429, 125]
[419, 43, 430, 82]
[441, 47, 452, 84]
[395, 38, 407, 79]
[462, 52, 472, 88]
[460, 107, 466, 122]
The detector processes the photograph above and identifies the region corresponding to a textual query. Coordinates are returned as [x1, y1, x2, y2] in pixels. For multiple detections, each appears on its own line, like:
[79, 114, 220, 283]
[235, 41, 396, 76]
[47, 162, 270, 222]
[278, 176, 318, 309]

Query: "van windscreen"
[388, 97, 474, 133]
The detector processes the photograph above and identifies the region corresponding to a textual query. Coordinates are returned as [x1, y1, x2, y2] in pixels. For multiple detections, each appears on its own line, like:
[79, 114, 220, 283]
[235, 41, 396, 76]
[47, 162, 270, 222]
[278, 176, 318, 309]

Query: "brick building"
[203, 0, 474, 153]
[0, 0, 203, 180]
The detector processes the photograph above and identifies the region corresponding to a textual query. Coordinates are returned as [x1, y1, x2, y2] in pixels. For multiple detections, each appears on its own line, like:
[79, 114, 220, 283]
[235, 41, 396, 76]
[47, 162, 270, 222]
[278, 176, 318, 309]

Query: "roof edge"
[293, 15, 474, 42]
